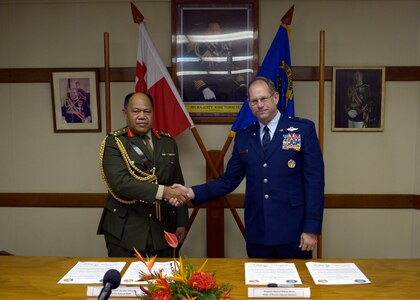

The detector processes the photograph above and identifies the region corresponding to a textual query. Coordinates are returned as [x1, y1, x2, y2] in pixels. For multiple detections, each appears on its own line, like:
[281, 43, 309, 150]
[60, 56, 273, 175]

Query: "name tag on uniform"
[239, 149, 249, 154]
[282, 133, 301, 151]
[161, 153, 176, 156]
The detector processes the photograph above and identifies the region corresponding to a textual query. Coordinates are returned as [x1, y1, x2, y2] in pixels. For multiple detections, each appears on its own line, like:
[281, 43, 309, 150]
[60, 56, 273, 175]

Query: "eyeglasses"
[248, 95, 274, 107]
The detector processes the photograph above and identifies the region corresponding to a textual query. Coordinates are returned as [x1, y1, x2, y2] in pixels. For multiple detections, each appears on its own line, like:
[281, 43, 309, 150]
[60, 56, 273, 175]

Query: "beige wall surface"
[0, 0, 419, 258]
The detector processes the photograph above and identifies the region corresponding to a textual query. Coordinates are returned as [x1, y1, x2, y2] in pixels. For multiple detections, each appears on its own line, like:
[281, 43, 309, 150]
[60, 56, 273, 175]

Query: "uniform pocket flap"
[290, 198, 304, 207]
[104, 200, 129, 218]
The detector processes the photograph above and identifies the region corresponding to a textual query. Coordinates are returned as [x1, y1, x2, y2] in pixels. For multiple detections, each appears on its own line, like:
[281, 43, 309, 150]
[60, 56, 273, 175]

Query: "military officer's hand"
[175, 227, 187, 244]
[163, 186, 188, 206]
[172, 184, 195, 200]
[299, 232, 318, 251]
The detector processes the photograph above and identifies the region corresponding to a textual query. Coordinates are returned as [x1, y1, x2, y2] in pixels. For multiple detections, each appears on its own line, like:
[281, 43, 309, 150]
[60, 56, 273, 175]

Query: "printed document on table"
[121, 261, 176, 285]
[58, 261, 126, 284]
[306, 262, 371, 285]
[245, 262, 302, 285]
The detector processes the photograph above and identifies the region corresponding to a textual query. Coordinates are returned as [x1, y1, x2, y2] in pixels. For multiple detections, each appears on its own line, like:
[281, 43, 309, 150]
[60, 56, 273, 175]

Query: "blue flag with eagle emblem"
[230, 23, 294, 134]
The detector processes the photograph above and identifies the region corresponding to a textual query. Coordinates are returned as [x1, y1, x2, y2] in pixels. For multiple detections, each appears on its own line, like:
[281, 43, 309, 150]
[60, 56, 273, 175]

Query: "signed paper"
[306, 262, 371, 285]
[245, 262, 302, 285]
[58, 261, 126, 284]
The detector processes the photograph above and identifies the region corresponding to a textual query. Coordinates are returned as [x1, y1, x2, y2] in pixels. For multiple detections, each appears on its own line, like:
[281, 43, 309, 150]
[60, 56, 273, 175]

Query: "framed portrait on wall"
[51, 70, 101, 133]
[332, 67, 385, 131]
[171, 0, 259, 123]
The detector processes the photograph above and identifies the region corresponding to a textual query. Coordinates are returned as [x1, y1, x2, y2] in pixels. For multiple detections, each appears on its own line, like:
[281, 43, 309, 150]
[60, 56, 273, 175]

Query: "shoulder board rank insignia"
[287, 126, 298, 132]
[110, 128, 126, 137]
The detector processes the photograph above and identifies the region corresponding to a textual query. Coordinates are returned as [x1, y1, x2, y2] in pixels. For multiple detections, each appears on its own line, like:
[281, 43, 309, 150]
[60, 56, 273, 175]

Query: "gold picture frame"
[51, 70, 101, 133]
[332, 67, 385, 131]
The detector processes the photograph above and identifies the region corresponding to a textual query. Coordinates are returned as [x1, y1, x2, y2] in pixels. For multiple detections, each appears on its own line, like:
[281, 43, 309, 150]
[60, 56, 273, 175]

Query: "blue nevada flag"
[230, 24, 294, 135]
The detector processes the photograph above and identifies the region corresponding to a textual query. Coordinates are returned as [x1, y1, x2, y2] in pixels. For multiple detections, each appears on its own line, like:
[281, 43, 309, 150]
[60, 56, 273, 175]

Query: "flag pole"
[317, 30, 325, 259]
[190, 126, 246, 237]
[104, 32, 111, 133]
[130, 2, 245, 238]
[214, 5, 295, 172]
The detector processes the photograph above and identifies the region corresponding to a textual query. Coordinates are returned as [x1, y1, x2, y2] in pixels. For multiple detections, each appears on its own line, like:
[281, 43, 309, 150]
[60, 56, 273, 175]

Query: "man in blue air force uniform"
[173, 77, 324, 258]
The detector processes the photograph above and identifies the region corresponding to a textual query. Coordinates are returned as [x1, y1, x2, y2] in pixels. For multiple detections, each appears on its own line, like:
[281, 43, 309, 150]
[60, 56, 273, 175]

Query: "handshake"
[163, 184, 195, 207]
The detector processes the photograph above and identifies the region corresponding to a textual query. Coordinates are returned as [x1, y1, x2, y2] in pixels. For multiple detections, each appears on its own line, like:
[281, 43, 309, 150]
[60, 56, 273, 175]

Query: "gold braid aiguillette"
[100, 136, 162, 220]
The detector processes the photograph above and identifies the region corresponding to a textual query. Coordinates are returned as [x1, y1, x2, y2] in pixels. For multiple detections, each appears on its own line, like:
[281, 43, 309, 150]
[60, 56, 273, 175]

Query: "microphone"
[98, 269, 121, 300]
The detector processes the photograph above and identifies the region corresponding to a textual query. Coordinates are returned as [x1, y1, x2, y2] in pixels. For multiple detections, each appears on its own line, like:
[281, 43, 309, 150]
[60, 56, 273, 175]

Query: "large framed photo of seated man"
[332, 67, 385, 132]
[51, 70, 101, 133]
[172, 0, 259, 123]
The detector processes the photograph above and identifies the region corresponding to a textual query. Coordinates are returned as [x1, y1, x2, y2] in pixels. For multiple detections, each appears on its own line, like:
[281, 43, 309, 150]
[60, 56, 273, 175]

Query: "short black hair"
[123, 92, 154, 108]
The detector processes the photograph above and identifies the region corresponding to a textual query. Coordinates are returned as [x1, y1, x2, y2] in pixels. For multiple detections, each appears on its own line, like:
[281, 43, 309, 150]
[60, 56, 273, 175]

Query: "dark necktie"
[262, 126, 270, 152]
[142, 135, 153, 156]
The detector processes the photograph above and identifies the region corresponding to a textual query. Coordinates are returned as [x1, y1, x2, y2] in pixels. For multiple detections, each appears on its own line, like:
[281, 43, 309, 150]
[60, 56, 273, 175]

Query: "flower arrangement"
[134, 231, 231, 300]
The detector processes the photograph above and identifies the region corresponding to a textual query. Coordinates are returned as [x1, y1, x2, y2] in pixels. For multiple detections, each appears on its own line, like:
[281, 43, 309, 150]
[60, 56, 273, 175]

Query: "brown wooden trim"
[0, 193, 107, 207]
[324, 194, 419, 209]
[1, 193, 419, 209]
[1, 66, 419, 83]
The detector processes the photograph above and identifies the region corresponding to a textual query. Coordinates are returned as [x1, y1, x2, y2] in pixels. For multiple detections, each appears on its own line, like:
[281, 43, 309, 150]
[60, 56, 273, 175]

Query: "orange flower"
[134, 247, 156, 273]
[187, 271, 217, 291]
[164, 230, 178, 249]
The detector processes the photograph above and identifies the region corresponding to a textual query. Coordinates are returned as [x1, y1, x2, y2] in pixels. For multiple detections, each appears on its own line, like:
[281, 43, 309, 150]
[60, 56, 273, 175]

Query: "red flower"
[164, 231, 178, 249]
[151, 289, 172, 300]
[187, 271, 217, 291]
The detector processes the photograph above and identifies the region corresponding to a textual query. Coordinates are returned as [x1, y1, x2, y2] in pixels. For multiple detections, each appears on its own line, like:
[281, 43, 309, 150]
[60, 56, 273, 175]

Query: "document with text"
[306, 262, 371, 285]
[245, 262, 302, 285]
[58, 261, 126, 284]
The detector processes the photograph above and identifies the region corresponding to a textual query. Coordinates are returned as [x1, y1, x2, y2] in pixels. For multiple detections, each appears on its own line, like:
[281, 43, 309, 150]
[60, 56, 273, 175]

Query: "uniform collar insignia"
[126, 127, 135, 138]
[152, 128, 161, 139]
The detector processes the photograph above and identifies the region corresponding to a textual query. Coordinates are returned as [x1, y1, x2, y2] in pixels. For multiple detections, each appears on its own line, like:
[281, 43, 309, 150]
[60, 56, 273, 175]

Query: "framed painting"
[172, 0, 259, 123]
[332, 67, 385, 131]
[51, 70, 101, 133]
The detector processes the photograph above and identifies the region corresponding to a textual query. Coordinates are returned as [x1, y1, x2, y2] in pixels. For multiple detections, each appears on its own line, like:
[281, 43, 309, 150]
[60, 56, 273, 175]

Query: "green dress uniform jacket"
[97, 127, 189, 252]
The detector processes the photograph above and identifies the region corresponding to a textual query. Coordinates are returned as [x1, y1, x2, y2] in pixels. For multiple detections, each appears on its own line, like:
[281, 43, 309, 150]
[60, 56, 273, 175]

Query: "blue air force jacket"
[192, 114, 325, 245]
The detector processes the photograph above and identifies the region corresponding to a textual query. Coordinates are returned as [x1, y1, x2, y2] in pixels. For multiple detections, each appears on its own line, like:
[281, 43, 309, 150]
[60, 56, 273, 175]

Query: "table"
[0, 256, 419, 299]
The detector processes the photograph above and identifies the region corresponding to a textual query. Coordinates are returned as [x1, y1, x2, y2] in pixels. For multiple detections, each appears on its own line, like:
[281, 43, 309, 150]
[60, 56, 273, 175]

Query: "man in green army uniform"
[97, 92, 189, 257]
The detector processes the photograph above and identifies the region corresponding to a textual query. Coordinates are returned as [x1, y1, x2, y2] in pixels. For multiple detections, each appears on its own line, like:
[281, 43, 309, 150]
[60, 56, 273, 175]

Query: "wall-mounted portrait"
[332, 67, 385, 131]
[172, 0, 259, 123]
[51, 70, 101, 133]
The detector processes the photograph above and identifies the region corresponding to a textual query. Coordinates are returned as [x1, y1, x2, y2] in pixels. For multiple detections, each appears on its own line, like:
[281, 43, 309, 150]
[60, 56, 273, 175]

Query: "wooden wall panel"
[1, 66, 420, 83]
[0, 193, 418, 209]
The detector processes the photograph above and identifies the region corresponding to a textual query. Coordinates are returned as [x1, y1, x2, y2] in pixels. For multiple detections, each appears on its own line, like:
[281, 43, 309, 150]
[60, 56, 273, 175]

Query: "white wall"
[0, 0, 419, 258]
